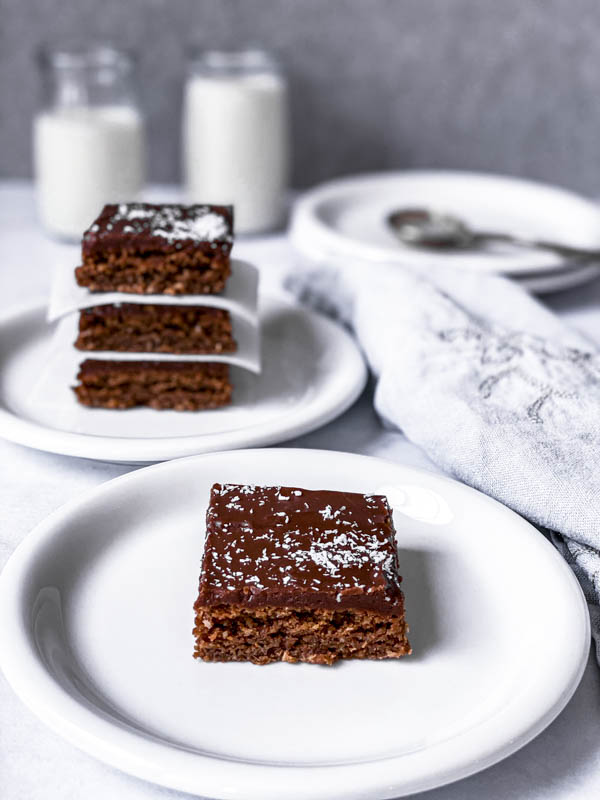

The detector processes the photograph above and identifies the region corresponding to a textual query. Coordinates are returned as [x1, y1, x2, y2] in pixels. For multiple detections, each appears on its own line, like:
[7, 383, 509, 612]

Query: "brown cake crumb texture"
[194, 604, 410, 665]
[75, 304, 237, 355]
[75, 253, 231, 295]
[74, 360, 232, 411]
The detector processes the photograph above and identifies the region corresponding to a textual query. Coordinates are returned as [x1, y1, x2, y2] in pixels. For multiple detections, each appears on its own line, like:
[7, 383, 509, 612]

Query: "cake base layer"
[75, 251, 231, 295]
[75, 304, 237, 354]
[74, 360, 232, 411]
[193, 604, 411, 665]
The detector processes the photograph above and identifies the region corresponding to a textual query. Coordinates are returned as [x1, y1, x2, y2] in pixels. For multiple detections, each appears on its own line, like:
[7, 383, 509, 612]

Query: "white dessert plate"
[290, 170, 600, 287]
[0, 297, 366, 463]
[516, 260, 600, 294]
[0, 448, 589, 800]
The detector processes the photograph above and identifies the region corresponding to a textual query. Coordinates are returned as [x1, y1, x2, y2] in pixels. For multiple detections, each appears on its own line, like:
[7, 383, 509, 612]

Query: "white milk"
[183, 72, 289, 234]
[34, 106, 145, 240]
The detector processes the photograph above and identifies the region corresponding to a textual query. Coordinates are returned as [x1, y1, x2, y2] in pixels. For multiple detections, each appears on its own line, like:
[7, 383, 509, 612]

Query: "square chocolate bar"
[74, 360, 232, 411]
[76, 203, 233, 295]
[75, 304, 236, 355]
[193, 483, 411, 665]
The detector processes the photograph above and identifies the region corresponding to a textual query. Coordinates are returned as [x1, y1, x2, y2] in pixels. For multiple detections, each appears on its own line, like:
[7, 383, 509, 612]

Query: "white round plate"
[0, 297, 366, 463]
[0, 449, 589, 800]
[291, 170, 600, 280]
[517, 261, 600, 294]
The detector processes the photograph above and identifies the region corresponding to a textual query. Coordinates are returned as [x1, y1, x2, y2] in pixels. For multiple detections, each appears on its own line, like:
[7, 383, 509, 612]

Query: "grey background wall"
[2, 0, 600, 194]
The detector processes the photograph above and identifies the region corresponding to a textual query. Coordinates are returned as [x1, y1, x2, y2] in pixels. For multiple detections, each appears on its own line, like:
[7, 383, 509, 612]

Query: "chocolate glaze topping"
[197, 483, 404, 613]
[82, 203, 234, 258]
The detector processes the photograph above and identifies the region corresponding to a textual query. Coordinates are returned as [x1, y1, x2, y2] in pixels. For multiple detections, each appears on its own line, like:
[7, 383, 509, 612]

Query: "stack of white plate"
[290, 170, 600, 294]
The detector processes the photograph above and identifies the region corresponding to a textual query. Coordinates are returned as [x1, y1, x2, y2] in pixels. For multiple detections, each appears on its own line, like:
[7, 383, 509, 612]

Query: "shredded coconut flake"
[106, 203, 231, 243]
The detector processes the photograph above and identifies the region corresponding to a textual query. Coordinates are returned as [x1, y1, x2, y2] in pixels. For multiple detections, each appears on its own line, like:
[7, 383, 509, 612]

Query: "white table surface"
[2, 180, 600, 800]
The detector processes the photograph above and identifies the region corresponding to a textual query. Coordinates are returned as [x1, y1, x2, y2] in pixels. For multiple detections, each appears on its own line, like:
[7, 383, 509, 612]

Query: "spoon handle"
[472, 232, 600, 261]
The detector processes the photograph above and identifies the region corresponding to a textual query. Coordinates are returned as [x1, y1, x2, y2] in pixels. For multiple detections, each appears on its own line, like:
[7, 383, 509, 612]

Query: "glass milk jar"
[34, 44, 145, 240]
[183, 49, 289, 234]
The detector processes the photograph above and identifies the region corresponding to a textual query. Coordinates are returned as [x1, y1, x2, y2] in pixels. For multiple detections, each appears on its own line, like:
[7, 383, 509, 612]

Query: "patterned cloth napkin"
[287, 257, 600, 661]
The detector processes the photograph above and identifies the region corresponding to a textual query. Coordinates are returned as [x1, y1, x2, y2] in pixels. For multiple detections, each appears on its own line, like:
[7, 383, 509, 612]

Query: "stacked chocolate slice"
[71, 203, 238, 411]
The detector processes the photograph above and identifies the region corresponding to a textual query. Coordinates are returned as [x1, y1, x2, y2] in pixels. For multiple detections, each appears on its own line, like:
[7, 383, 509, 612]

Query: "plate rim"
[0, 299, 367, 463]
[519, 261, 600, 293]
[0, 448, 590, 800]
[291, 168, 600, 278]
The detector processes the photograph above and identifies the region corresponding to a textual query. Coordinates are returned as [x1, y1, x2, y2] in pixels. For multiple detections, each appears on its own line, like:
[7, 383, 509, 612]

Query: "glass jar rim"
[187, 47, 281, 75]
[37, 41, 136, 71]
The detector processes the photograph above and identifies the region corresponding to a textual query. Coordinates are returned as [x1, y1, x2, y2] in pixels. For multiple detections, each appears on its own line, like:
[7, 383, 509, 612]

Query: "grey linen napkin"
[286, 258, 600, 661]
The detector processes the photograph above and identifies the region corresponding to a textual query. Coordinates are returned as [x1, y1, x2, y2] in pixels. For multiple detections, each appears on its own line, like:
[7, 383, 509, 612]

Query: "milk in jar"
[34, 44, 145, 240]
[183, 50, 289, 234]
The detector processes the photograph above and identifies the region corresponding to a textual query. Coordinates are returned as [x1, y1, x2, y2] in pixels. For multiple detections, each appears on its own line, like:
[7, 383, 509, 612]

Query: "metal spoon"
[387, 208, 600, 260]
